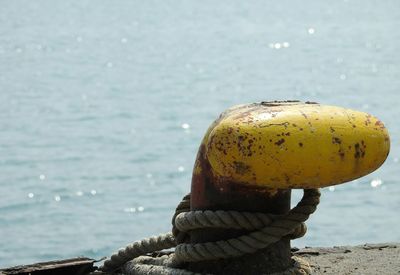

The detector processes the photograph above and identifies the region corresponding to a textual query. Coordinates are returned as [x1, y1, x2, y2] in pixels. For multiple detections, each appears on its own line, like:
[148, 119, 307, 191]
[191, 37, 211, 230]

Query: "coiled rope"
[100, 188, 320, 274]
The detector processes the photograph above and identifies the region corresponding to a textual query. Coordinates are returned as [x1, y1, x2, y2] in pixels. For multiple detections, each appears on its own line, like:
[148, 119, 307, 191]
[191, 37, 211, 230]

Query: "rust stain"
[259, 122, 290, 128]
[354, 143, 361, 158]
[261, 100, 300, 106]
[275, 138, 285, 146]
[232, 161, 251, 175]
[354, 141, 366, 159]
[332, 137, 342, 144]
[284, 173, 291, 184]
[365, 114, 372, 126]
[231, 106, 259, 121]
[338, 149, 345, 160]
[237, 134, 254, 157]
[375, 120, 385, 130]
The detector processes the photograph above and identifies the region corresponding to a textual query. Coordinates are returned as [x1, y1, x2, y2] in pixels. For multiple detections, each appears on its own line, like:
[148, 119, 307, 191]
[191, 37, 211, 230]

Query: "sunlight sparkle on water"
[54, 195, 61, 202]
[124, 207, 136, 213]
[28, 193, 34, 198]
[39, 174, 46, 180]
[308, 28, 315, 34]
[90, 190, 97, 195]
[370, 179, 383, 188]
[269, 42, 290, 49]
[178, 166, 185, 172]
[124, 206, 144, 213]
[181, 123, 190, 129]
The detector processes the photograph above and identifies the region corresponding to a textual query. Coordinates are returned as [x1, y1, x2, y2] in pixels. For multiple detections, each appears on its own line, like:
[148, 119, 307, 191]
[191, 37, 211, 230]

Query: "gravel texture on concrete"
[90, 243, 400, 275]
[293, 243, 400, 275]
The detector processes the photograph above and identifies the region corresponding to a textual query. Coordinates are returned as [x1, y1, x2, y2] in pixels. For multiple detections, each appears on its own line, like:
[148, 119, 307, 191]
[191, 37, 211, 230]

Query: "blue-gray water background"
[0, 0, 399, 267]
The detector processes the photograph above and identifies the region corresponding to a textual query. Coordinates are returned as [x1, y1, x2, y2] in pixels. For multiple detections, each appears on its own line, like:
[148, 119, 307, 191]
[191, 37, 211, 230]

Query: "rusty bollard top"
[191, 101, 390, 205]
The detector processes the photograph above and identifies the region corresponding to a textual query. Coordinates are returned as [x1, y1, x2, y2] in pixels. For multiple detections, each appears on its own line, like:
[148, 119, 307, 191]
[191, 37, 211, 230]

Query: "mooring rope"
[101, 233, 176, 272]
[120, 254, 311, 275]
[123, 255, 203, 275]
[100, 189, 320, 274]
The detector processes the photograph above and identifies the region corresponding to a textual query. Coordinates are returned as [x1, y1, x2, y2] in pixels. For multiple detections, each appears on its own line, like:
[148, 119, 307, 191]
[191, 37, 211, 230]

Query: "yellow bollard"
[189, 101, 390, 274]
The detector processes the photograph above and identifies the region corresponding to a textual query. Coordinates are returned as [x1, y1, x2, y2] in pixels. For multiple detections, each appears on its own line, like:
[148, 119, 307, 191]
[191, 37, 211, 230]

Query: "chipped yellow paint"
[204, 101, 390, 189]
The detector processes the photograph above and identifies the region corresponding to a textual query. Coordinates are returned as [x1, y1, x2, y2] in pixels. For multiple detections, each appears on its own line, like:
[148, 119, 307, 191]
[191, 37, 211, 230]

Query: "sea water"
[0, 0, 399, 267]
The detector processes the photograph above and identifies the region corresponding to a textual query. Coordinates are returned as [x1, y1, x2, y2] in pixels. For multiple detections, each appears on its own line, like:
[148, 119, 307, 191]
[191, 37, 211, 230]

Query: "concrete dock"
[294, 243, 399, 275]
[1, 243, 398, 274]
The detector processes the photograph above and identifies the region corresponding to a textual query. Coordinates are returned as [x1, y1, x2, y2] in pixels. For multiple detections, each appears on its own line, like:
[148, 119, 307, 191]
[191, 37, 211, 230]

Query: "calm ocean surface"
[0, 0, 399, 267]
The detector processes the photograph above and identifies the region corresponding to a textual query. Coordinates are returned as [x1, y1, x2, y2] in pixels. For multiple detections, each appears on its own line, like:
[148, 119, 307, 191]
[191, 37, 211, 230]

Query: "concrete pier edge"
[1, 243, 398, 275]
[292, 242, 399, 275]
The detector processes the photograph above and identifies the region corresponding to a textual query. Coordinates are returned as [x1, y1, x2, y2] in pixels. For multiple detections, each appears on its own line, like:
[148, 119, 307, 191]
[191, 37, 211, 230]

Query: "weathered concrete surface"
[293, 243, 400, 275]
[92, 243, 399, 275]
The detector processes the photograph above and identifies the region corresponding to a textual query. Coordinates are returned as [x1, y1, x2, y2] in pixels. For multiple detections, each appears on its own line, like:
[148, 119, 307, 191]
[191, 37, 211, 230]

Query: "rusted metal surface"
[187, 101, 390, 274]
[189, 143, 292, 274]
[202, 102, 390, 189]
[0, 257, 96, 275]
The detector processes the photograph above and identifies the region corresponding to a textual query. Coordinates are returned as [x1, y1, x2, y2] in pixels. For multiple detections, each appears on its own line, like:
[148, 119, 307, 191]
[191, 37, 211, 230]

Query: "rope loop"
[100, 188, 320, 274]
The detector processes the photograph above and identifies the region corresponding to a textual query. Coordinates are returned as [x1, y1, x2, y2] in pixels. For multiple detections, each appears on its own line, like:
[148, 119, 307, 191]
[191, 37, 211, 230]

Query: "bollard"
[188, 101, 390, 274]
[100, 100, 390, 274]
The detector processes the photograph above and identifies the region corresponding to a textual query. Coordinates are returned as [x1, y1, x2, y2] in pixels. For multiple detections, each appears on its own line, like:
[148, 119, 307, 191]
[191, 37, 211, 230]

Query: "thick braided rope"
[101, 233, 176, 272]
[172, 194, 191, 244]
[174, 210, 307, 240]
[176, 210, 276, 231]
[174, 189, 320, 262]
[122, 254, 311, 275]
[100, 194, 191, 272]
[101, 189, 319, 272]
[171, 195, 306, 243]
[122, 254, 204, 275]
